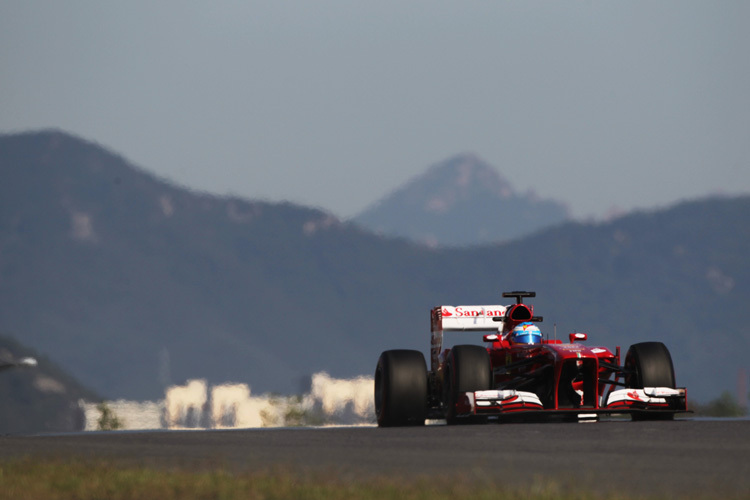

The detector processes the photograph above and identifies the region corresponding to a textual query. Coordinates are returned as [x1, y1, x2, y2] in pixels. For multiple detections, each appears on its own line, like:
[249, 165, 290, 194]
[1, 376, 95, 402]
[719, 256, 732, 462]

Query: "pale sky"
[1, 1, 748, 219]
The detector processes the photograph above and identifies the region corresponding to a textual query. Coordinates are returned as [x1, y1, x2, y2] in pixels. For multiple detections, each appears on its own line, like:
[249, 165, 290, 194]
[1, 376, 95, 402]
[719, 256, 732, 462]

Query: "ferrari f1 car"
[375, 291, 688, 426]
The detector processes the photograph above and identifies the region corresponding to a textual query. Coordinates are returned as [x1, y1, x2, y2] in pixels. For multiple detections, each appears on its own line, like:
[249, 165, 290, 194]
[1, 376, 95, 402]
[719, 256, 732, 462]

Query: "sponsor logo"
[442, 306, 505, 318]
[556, 345, 584, 351]
[627, 391, 644, 401]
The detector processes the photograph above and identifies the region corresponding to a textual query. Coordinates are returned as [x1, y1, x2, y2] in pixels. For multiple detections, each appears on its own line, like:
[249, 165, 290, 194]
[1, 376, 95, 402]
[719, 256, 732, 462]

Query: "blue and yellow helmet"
[511, 322, 542, 344]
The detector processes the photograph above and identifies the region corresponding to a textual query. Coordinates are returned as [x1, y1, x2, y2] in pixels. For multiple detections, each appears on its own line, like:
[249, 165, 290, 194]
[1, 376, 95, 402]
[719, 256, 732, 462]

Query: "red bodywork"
[427, 294, 687, 421]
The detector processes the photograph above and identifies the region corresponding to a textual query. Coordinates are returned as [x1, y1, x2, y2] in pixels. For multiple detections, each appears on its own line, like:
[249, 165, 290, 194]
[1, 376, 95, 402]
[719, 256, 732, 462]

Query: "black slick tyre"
[625, 341, 676, 421]
[625, 342, 676, 389]
[375, 350, 427, 427]
[443, 345, 492, 425]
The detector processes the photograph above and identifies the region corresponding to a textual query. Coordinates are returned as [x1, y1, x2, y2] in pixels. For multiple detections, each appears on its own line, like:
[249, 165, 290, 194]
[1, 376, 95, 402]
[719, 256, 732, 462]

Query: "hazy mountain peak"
[354, 154, 569, 247]
[419, 154, 514, 213]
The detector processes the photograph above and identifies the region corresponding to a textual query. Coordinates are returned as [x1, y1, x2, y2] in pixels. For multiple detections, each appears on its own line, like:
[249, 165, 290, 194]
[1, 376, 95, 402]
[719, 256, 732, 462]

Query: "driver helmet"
[511, 322, 542, 344]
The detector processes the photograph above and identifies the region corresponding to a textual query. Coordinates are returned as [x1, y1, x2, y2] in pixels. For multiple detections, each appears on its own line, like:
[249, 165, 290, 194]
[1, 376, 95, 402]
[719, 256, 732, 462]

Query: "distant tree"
[259, 395, 281, 427]
[96, 402, 124, 430]
[692, 391, 748, 417]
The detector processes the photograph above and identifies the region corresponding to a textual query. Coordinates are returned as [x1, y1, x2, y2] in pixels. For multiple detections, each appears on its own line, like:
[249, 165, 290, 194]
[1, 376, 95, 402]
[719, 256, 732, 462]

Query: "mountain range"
[1, 130, 748, 404]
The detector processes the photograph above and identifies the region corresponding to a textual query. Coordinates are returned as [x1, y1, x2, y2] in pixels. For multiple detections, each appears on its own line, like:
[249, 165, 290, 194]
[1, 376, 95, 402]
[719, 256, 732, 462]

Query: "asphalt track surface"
[1, 419, 748, 497]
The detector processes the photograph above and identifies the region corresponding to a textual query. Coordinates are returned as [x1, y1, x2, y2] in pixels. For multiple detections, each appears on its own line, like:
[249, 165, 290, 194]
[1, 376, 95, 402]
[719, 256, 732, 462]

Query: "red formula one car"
[375, 291, 688, 426]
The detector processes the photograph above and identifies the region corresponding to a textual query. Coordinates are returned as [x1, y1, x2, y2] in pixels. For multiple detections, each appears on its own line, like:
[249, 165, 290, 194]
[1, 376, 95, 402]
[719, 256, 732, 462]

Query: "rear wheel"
[443, 345, 492, 425]
[625, 342, 676, 421]
[375, 350, 427, 427]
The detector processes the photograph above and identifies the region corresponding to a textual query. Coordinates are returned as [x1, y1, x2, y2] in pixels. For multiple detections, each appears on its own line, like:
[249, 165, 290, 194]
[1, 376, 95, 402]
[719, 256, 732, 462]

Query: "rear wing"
[432, 305, 508, 332]
[430, 305, 507, 371]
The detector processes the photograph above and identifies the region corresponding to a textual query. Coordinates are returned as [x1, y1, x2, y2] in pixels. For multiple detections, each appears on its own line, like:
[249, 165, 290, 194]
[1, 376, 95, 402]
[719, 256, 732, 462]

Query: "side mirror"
[483, 334, 500, 342]
[569, 333, 587, 343]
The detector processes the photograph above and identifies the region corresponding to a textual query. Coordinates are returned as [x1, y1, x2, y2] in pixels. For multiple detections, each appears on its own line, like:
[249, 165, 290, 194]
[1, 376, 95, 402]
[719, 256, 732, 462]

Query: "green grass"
[0, 458, 738, 500]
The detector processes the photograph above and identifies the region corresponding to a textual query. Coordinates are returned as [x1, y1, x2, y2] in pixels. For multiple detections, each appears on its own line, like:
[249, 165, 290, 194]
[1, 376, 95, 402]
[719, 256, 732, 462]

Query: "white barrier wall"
[164, 379, 208, 428]
[82, 372, 375, 430]
[81, 400, 163, 431]
[308, 372, 374, 423]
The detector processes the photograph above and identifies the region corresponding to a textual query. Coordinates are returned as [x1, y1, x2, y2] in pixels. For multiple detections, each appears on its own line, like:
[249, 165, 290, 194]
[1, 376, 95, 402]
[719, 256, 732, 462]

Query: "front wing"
[454, 387, 688, 420]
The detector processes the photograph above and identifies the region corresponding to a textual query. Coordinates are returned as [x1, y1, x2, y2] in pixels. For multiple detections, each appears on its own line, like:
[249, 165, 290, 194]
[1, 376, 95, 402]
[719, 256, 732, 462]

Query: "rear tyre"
[375, 350, 427, 427]
[625, 342, 676, 421]
[443, 345, 492, 425]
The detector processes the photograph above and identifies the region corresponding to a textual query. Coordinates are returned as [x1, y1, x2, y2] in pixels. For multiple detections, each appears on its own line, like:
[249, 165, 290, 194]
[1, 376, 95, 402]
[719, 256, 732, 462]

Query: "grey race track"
[1, 419, 748, 497]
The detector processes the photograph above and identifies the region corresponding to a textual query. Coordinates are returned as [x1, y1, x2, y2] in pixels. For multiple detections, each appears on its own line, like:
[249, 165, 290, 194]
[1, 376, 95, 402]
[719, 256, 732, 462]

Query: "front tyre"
[625, 342, 676, 388]
[375, 350, 427, 427]
[625, 342, 676, 421]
